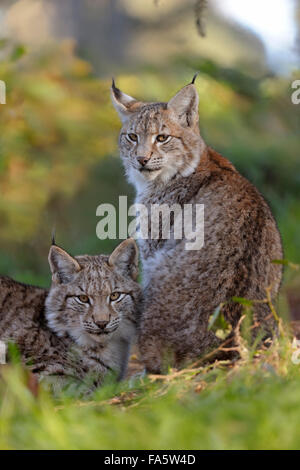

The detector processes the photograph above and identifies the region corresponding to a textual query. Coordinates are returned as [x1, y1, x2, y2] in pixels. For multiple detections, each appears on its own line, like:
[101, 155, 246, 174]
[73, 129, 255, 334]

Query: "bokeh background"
[0, 0, 299, 318]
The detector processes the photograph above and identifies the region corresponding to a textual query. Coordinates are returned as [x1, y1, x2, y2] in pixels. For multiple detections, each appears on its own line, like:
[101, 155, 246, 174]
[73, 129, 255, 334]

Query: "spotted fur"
[112, 80, 283, 373]
[0, 239, 142, 386]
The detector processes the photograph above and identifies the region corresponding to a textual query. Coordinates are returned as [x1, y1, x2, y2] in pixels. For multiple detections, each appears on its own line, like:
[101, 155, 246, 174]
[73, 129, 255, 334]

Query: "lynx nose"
[137, 155, 151, 167]
[95, 320, 109, 329]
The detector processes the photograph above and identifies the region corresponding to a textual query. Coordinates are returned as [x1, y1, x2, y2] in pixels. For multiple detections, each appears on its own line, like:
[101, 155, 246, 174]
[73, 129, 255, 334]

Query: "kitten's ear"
[167, 83, 199, 128]
[110, 79, 142, 123]
[108, 238, 139, 280]
[48, 245, 81, 284]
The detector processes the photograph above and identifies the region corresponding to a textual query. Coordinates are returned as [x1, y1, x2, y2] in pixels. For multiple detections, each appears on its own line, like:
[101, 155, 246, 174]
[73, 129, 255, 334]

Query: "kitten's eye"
[156, 134, 169, 143]
[110, 292, 121, 301]
[77, 295, 90, 304]
[128, 133, 138, 142]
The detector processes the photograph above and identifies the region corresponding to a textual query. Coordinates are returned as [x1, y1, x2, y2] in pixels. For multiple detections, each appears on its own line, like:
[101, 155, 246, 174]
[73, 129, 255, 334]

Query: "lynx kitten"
[111, 78, 283, 373]
[0, 238, 141, 386]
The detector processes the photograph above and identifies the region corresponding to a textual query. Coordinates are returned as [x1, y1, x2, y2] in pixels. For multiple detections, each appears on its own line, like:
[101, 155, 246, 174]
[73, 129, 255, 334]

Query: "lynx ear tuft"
[48, 245, 81, 284]
[190, 73, 198, 85]
[108, 238, 139, 280]
[167, 83, 199, 128]
[51, 227, 57, 246]
[110, 79, 142, 123]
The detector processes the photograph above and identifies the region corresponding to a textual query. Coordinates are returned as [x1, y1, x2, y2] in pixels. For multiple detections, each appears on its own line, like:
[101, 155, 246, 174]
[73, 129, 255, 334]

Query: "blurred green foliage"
[0, 40, 121, 283]
[0, 41, 299, 289]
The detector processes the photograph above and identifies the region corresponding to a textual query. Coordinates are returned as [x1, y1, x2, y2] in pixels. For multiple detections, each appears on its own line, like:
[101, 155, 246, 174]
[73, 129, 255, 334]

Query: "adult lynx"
[0, 239, 141, 386]
[111, 78, 283, 373]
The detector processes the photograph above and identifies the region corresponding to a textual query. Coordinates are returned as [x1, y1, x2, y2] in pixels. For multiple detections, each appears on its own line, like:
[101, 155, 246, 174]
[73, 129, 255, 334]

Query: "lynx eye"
[127, 133, 138, 142]
[110, 292, 121, 301]
[77, 295, 90, 304]
[156, 134, 169, 143]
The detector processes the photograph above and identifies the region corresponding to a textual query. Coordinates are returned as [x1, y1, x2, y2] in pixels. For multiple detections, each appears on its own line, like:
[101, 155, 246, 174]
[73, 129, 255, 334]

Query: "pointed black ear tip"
[51, 229, 56, 246]
[190, 73, 198, 85]
[111, 77, 120, 92]
[111, 77, 121, 99]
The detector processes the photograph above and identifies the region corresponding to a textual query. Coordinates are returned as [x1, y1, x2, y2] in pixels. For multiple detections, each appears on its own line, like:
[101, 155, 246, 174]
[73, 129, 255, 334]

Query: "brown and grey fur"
[111, 79, 283, 373]
[0, 239, 141, 386]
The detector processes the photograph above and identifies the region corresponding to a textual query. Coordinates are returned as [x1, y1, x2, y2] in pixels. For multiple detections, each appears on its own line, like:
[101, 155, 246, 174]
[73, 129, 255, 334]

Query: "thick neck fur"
[129, 142, 205, 199]
[136, 146, 237, 205]
[133, 141, 207, 201]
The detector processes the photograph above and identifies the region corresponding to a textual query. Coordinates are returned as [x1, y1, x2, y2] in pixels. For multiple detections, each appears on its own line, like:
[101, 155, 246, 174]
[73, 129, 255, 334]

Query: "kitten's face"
[111, 80, 204, 192]
[45, 240, 140, 346]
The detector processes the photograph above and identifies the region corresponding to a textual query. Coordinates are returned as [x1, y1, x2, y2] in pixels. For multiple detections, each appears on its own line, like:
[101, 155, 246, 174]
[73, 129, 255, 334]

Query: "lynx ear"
[108, 238, 139, 280]
[110, 79, 142, 123]
[48, 245, 81, 284]
[167, 83, 199, 128]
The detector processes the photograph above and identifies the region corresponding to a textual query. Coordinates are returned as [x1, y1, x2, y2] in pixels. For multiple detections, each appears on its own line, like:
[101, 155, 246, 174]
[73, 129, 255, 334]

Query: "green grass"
[1, 326, 300, 450]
